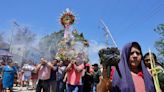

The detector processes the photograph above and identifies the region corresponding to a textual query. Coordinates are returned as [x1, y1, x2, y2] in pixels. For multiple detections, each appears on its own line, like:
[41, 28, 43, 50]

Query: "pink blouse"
[131, 72, 146, 92]
[67, 63, 84, 85]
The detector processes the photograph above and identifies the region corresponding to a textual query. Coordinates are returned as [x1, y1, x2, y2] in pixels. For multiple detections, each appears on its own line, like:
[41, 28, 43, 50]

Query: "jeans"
[66, 84, 83, 92]
[91, 82, 97, 92]
[56, 80, 64, 92]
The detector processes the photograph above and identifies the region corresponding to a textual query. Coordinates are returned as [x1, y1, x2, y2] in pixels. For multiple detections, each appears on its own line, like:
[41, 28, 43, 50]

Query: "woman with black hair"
[82, 63, 93, 92]
[2, 59, 16, 92]
[144, 52, 164, 92]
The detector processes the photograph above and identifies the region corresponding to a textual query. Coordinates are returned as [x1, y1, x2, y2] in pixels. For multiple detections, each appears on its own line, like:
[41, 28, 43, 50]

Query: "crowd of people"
[0, 57, 102, 92]
[0, 41, 163, 92]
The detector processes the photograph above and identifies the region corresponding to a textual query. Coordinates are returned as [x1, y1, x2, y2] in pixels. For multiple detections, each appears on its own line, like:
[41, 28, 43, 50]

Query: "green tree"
[154, 24, 164, 64]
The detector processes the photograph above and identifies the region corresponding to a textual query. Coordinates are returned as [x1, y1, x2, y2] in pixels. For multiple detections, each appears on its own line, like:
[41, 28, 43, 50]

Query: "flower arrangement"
[98, 47, 120, 66]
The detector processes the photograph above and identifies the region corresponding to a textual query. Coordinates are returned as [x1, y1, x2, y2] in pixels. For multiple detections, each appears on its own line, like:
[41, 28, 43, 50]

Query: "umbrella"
[0, 49, 13, 57]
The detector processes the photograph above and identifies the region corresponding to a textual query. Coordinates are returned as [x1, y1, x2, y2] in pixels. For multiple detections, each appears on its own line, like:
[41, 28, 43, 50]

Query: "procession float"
[54, 8, 89, 65]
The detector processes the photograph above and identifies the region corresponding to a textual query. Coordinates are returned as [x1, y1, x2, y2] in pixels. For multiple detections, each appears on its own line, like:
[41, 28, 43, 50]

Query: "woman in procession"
[144, 52, 164, 91]
[2, 58, 16, 92]
[112, 42, 156, 92]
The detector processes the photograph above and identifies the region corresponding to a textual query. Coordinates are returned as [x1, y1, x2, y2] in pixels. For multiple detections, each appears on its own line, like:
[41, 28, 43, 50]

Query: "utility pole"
[10, 21, 20, 53]
[9, 23, 15, 53]
[100, 19, 117, 47]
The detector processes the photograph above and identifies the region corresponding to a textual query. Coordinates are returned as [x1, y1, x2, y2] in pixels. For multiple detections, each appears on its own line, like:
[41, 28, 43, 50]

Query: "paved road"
[13, 87, 35, 92]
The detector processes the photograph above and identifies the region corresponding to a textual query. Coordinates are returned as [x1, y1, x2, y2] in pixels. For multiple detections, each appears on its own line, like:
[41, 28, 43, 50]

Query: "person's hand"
[71, 60, 76, 64]
[40, 59, 44, 64]
[97, 78, 112, 92]
[44, 60, 48, 64]
[63, 77, 66, 82]
[41, 60, 47, 65]
[57, 63, 60, 66]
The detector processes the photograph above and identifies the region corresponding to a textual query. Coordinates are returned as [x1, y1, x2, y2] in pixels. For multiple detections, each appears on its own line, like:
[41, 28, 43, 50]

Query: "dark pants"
[36, 79, 50, 92]
[49, 80, 56, 92]
[56, 80, 64, 92]
[67, 84, 83, 92]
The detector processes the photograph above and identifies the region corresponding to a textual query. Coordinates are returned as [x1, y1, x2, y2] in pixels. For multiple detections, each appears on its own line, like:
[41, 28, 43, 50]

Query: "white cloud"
[88, 40, 106, 53]
[88, 40, 106, 64]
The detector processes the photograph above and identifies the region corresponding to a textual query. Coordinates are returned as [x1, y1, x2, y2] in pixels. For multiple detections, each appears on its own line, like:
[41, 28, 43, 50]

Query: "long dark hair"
[143, 52, 157, 62]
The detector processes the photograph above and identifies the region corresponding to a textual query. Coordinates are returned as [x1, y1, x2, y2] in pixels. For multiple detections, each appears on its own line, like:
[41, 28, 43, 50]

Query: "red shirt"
[67, 63, 84, 85]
